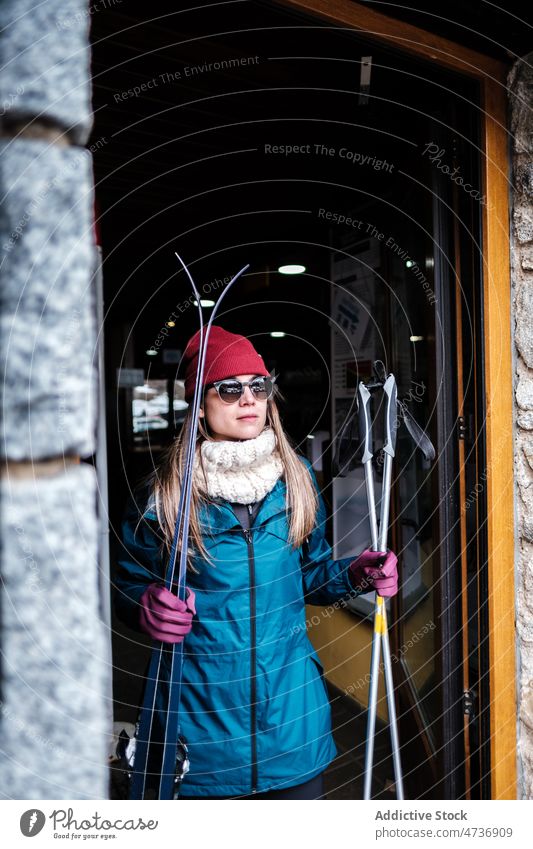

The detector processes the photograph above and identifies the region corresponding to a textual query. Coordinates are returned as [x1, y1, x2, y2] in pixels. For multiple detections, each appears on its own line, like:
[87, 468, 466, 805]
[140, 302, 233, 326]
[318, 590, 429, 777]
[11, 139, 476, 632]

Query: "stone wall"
[0, 1, 109, 798]
[509, 53, 533, 801]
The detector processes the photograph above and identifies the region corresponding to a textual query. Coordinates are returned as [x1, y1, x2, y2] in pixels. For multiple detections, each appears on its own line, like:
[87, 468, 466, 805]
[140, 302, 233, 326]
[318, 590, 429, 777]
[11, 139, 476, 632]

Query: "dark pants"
[180, 772, 324, 800]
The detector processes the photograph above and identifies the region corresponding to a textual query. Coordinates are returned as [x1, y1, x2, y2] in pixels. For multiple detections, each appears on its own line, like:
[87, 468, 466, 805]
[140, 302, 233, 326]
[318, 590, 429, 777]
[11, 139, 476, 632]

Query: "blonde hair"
[149, 392, 318, 571]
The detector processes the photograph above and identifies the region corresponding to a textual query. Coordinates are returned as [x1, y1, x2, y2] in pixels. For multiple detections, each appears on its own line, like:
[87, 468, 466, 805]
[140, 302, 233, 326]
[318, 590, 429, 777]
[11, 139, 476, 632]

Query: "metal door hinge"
[462, 688, 476, 718]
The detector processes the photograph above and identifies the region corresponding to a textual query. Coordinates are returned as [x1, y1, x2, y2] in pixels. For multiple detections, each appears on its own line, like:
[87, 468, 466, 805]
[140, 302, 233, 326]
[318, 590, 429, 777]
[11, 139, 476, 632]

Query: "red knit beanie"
[182, 325, 270, 402]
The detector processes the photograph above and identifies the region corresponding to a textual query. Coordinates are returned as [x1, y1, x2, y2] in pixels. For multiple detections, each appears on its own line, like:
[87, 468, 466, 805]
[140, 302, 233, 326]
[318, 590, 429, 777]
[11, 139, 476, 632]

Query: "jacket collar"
[198, 477, 287, 535]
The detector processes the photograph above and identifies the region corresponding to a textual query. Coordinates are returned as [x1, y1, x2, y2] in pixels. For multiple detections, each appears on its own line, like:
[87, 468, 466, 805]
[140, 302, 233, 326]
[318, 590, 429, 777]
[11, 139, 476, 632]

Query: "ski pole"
[377, 375, 404, 800]
[358, 379, 381, 801]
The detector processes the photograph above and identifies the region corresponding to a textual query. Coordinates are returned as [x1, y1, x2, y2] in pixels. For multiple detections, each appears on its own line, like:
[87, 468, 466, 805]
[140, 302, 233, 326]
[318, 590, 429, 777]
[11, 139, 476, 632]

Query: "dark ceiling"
[349, 0, 532, 61]
[89, 0, 523, 405]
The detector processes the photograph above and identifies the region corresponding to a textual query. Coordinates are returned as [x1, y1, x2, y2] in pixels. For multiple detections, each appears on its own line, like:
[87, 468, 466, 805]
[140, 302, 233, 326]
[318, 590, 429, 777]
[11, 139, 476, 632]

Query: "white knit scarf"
[194, 427, 284, 504]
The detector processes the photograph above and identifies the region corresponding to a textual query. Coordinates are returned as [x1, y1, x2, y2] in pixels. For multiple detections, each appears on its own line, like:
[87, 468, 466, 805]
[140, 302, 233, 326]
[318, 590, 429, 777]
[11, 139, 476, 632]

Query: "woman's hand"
[349, 549, 398, 597]
[139, 584, 196, 643]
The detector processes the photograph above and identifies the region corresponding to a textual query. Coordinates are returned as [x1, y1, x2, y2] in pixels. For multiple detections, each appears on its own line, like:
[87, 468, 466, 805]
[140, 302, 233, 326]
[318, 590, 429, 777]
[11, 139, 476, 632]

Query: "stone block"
[515, 281, 533, 368]
[0, 140, 97, 460]
[519, 544, 533, 601]
[0, 463, 109, 799]
[516, 438, 533, 543]
[516, 367, 533, 411]
[509, 55, 533, 154]
[521, 682, 533, 732]
[521, 247, 533, 271]
[514, 206, 533, 244]
[518, 411, 533, 430]
[517, 163, 533, 199]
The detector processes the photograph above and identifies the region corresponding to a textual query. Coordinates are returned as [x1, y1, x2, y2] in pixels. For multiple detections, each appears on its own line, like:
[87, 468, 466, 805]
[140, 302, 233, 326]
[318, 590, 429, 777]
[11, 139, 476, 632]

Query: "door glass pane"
[330, 177, 440, 755]
[389, 244, 438, 751]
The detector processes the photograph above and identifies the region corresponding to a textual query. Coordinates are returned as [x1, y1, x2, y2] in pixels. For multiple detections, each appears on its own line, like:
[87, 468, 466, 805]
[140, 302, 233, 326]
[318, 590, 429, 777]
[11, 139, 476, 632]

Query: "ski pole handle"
[358, 381, 373, 465]
[382, 374, 398, 458]
[358, 381, 380, 550]
[377, 375, 397, 553]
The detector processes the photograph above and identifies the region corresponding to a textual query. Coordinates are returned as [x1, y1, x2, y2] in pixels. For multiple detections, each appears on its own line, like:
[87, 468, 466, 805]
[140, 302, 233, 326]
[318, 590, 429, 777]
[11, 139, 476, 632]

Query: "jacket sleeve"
[299, 460, 371, 606]
[113, 491, 166, 632]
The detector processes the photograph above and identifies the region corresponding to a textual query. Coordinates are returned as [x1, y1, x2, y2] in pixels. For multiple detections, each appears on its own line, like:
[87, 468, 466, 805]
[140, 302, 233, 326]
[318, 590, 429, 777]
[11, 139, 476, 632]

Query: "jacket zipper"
[243, 506, 258, 794]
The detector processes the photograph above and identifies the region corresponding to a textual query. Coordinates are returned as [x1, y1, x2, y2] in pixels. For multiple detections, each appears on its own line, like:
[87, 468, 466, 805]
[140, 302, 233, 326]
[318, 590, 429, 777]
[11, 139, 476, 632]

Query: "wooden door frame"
[276, 0, 515, 800]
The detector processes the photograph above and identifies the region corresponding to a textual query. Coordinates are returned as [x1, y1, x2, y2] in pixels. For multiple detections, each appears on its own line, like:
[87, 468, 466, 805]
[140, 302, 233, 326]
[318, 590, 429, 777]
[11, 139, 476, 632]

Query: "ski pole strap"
[332, 395, 436, 476]
[396, 400, 436, 462]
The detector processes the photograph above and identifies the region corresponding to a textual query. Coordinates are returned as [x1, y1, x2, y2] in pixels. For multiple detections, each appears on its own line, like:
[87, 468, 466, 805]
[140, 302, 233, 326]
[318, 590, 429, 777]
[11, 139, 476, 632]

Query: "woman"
[114, 325, 398, 799]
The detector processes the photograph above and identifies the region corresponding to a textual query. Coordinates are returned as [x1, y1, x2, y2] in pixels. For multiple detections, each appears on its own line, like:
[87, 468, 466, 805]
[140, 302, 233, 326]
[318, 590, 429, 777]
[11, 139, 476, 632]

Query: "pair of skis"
[129, 255, 248, 800]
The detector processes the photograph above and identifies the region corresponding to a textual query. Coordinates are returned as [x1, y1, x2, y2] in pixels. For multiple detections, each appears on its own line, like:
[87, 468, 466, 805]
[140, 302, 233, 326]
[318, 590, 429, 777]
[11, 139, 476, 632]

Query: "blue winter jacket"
[114, 458, 367, 797]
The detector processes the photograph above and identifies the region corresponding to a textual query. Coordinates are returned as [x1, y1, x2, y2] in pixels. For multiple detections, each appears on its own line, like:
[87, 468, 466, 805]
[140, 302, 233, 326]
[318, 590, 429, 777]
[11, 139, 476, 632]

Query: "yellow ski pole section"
[374, 595, 386, 635]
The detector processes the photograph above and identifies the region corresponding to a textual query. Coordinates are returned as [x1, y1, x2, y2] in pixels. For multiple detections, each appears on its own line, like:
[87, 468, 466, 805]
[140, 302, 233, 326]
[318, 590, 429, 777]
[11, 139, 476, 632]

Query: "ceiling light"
[278, 264, 306, 275]
[410, 335, 424, 342]
[270, 331, 286, 338]
[146, 348, 158, 356]
[193, 299, 215, 307]
[166, 320, 175, 327]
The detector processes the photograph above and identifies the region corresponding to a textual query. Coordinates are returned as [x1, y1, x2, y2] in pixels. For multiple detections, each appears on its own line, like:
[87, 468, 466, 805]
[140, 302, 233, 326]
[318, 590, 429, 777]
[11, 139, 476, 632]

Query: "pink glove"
[349, 549, 398, 597]
[139, 584, 196, 644]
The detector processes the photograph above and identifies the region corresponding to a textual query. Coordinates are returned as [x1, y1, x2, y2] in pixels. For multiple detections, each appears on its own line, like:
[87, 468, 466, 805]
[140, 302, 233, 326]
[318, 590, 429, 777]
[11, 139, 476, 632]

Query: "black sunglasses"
[204, 374, 277, 404]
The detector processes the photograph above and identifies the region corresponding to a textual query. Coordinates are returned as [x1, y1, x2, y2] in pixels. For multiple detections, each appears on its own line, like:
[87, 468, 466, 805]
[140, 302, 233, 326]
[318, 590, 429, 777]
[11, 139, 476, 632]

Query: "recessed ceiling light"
[193, 299, 215, 307]
[410, 335, 424, 342]
[270, 331, 286, 338]
[278, 264, 306, 275]
[146, 348, 158, 356]
[405, 260, 414, 268]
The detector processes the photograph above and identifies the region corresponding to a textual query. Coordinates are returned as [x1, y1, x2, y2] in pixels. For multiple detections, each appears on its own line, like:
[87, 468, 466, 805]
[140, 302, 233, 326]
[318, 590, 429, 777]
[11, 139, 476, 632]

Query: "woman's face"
[199, 373, 268, 441]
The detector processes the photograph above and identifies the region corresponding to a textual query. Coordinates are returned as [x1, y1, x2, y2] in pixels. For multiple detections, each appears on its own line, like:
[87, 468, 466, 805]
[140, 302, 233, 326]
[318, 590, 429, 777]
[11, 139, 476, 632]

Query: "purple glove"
[139, 584, 196, 644]
[349, 549, 398, 597]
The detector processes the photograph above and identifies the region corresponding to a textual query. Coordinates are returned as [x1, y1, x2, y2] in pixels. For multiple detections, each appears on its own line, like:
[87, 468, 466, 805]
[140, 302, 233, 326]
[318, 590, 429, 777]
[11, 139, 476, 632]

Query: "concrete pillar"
[0, 1, 108, 798]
